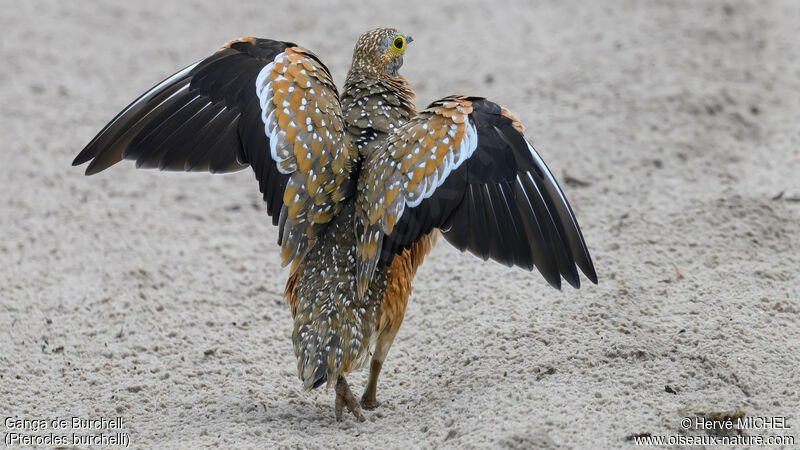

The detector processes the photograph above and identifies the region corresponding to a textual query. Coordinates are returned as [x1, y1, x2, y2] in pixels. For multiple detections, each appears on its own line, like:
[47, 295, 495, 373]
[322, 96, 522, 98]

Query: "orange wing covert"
[256, 46, 358, 269]
[356, 96, 597, 298]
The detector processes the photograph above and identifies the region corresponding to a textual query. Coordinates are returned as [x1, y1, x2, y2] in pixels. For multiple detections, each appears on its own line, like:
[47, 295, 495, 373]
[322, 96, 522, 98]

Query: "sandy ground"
[1, 0, 799, 448]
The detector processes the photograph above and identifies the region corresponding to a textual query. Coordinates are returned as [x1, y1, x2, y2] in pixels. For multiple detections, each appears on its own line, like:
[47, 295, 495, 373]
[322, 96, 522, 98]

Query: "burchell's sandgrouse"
[73, 27, 597, 421]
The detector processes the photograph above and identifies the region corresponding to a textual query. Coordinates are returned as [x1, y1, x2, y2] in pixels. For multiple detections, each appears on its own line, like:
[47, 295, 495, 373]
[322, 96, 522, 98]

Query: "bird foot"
[360, 395, 380, 410]
[335, 376, 365, 422]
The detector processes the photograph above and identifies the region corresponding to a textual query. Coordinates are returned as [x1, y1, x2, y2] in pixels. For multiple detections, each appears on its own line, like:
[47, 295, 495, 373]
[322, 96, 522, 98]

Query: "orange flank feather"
[374, 232, 437, 338]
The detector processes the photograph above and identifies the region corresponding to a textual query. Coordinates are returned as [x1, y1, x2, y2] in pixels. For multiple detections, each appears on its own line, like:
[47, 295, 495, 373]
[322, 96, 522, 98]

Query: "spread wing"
[356, 96, 597, 297]
[73, 38, 357, 269]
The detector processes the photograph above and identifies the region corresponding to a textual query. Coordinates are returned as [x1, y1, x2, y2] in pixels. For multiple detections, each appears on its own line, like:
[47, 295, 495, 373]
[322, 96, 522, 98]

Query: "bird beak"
[406, 35, 414, 44]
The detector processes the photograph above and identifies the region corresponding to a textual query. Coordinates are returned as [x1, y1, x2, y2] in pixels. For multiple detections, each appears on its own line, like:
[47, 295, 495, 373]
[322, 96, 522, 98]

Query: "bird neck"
[342, 71, 417, 161]
[343, 66, 415, 99]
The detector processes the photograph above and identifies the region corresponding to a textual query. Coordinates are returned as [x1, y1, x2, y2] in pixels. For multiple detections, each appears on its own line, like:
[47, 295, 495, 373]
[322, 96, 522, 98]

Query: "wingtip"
[72, 150, 92, 167]
[581, 259, 599, 285]
[565, 274, 581, 290]
[545, 273, 562, 291]
[83, 161, 106, 176]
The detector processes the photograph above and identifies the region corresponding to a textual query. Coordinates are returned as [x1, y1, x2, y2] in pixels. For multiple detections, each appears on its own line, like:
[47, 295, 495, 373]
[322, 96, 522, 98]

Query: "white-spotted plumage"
[254, 46, 357, 271]
[354, 98, 479, 299]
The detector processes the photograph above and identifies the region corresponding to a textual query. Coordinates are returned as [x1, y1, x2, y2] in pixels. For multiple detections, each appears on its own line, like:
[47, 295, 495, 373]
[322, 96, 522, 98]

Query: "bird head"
[350, 27, 413, 77]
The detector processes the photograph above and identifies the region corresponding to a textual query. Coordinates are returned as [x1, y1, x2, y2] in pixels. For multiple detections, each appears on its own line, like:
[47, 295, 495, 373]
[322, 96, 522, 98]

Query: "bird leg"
[335, 376, 364, 422]
[360, 358, 384, 410]
[361, 326, 399, 410]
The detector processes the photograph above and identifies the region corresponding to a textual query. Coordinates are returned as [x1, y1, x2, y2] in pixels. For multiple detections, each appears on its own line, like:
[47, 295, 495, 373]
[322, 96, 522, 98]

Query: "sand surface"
[1, 0, 799, 448]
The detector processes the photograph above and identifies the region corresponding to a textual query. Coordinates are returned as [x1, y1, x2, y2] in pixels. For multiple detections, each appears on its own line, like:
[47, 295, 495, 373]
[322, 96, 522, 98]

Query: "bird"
[72, 27, 597, 421]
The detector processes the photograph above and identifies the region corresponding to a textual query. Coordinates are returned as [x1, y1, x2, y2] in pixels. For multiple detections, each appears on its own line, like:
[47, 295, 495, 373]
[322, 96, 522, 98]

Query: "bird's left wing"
[73, 38, 356, 269]
[356, 96, 597, 298]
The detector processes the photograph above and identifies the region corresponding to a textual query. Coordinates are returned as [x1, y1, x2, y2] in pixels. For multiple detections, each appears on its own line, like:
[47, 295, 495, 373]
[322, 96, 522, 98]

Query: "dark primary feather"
[72, 38, 296, 226]
[378, 98, 597, 289]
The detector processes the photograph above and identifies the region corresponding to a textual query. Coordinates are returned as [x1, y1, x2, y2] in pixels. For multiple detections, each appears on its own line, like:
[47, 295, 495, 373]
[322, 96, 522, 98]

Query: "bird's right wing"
[356, 96, 596, 297]
[73, 38, 357, 269]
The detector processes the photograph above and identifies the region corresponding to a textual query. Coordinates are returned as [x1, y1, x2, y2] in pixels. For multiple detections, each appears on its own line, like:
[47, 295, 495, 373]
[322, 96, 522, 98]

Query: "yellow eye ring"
[390, 35, 405, 53]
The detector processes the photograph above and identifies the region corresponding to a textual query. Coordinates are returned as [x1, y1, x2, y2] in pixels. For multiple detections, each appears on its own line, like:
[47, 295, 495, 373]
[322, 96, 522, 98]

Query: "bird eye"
[391, 35, 405, 53]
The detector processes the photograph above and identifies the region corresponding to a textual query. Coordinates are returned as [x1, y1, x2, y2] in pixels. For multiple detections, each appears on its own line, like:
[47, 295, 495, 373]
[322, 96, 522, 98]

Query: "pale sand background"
[1, 0, 799, 448]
